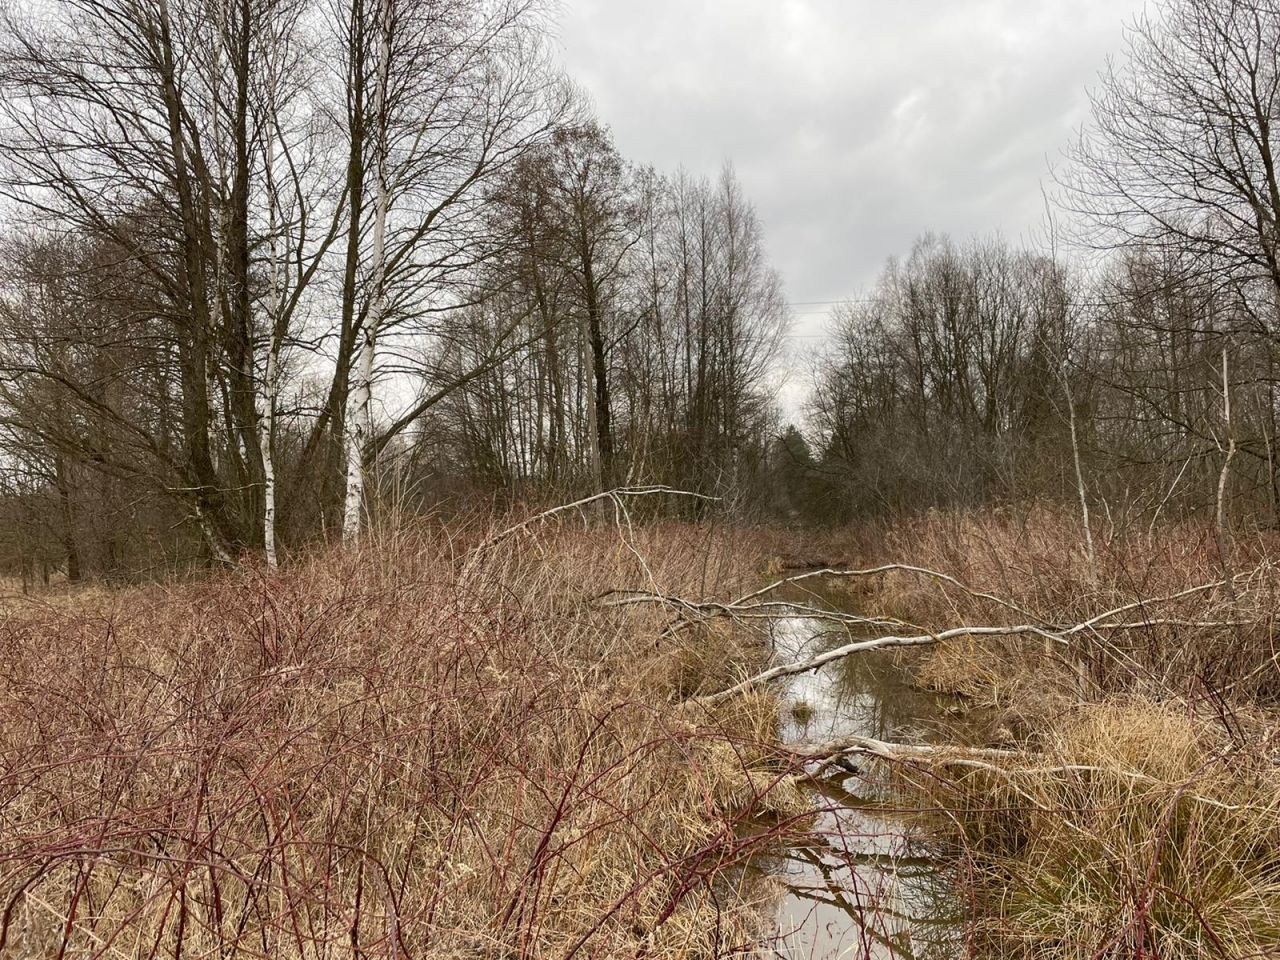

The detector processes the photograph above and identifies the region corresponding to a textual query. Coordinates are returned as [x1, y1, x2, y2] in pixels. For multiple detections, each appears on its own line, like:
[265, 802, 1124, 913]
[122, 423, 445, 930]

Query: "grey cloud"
[556, 0, 1145, 329]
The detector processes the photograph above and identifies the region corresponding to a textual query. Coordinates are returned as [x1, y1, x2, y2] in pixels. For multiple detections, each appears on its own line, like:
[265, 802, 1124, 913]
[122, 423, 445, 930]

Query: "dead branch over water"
[608, 564, 1252, 707]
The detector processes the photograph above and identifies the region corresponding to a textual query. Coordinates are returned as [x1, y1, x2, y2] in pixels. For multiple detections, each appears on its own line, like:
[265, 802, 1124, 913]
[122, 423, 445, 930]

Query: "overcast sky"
[556, 0, 1147, 361]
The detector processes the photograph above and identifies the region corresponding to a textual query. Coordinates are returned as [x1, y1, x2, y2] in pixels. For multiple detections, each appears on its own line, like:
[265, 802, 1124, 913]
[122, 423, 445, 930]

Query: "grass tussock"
[920, 698, 1280, 958]
[801, 505, 1280, 956]
[0, 520, 800, 959]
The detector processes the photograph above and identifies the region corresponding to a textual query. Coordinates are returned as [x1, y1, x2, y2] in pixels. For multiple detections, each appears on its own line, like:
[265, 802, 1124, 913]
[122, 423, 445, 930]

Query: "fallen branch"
[464, 487, 717, 570]
[1060, 579, 1234, 636]
[597, 591, 903, 632]
[669, 565, 1250, 641]
[678, 567, 1253, 705]
[791, 731, 1021, 764]
[789, 734, 1256, 813]
[1076, 619, 1249, 632]
[603, 562, 1046, 638]
[694, 623, 1069, 706]
[731, 563, 1047, 622]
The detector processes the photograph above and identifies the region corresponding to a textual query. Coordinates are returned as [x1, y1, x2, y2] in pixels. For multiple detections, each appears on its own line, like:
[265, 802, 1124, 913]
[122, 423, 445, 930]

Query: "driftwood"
[788, 733, 1253, 812]
[673, 569, 1247, 706]
[789, 732, 1022, 766]
[695, 624, 1067, 706]
[598, 591, 905, 633]
[730, 563, 1043, 620]
[617, 561, 1266, 819]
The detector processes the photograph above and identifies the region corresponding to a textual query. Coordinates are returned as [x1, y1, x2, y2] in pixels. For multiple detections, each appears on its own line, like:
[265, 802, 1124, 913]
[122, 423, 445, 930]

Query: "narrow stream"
[760, 615, 971, 959]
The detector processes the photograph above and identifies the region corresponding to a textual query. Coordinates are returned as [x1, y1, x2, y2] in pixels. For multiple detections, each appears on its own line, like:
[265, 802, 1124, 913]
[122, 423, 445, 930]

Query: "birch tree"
[341, 0, 392, 543]
[332, 0, 565, 541]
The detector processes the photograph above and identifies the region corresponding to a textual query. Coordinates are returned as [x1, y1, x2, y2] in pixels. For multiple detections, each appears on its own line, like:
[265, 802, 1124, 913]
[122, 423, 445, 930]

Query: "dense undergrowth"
[4, 505, 1279, 959]
[0, 521, 808, 959]
[809, 506, 1280, 959]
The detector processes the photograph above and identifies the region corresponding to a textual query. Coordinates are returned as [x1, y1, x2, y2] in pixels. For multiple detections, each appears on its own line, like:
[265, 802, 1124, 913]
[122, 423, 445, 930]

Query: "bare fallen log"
[696, 611, 1247, 707]
[597, 591, 904, 632]
[598, 562, 1045, 639]
[694, 623, 1070, 706]
[648, 562, 1245, 640]
[674, 567, 1248, 706]
[787, 733, 1253, 812]
[789, 731, 1023, 765]
[730, 563, 1045, 620]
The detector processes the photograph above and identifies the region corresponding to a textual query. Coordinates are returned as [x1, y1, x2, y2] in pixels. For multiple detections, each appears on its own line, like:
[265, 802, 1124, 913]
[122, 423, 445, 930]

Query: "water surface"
[760, 615, 969, 959]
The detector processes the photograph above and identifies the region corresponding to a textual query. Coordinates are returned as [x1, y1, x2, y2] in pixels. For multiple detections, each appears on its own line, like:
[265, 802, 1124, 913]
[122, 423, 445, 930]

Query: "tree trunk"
[343, 0, 391, 544]
[54, 454, 81, 582]
[582, 239, 613, 490]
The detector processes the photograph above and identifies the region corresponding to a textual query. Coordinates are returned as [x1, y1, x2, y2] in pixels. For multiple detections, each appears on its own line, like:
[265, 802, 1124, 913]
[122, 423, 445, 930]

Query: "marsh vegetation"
[2, 0, 1280, 956]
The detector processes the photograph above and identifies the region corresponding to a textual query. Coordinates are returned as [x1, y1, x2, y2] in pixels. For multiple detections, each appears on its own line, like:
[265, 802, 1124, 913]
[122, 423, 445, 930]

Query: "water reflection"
[762, 617, 963, 960]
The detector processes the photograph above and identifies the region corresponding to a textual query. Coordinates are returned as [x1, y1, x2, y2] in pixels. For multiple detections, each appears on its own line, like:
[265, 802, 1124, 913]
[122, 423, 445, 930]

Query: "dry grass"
[807, 504, 1280, 710]
[802, 504, 1280, 957]
[915, 698, 1280, 958]
[0, 520, 801, 959]
[9, 504, 1276, 958]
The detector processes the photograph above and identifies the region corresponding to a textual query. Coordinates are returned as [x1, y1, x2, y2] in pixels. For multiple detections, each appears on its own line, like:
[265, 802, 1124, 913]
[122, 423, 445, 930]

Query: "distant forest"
[0, 0, 1277, 579]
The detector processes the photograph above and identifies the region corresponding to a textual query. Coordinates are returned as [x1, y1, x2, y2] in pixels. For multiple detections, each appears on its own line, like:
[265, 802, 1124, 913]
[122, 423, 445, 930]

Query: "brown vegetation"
[5, 0, 1280, 954]
[793, 506, 1280, 958]
[0, 521, 810, 959]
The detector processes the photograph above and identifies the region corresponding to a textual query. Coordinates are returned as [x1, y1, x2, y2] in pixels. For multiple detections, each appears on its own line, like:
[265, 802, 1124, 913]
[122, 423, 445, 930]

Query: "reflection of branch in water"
[790, 845, 898, 960]
[806, 779, 876, 813]
[780, 853, 942, 960]
[748, 601, 990, 958]
[771, 749, 965, 958]
[784, 844, 935, 873]
[810, 767, 892, 805]
[774, 620, 938, 746]
[781, 868, 961, 960]
[790, 847, 864, 913]
[794, 833, 962, 946]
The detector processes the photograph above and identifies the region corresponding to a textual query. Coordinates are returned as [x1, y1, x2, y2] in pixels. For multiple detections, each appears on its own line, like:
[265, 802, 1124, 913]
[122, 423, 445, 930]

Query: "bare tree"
[1064, 0, 1280, 316]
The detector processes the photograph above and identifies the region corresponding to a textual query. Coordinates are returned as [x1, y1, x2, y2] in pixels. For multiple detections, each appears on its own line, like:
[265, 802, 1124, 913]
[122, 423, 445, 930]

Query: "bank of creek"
[745, 589, 994, 959]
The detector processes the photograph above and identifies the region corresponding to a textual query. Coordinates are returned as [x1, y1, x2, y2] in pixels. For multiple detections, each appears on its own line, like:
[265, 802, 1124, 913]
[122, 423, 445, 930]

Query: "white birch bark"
[344, 323, 377, 542]
[258, 347, 280, 566]
[1216, 348, 1236, 577]
[258, 87, 283, 567]
[343, 0, 392, 544]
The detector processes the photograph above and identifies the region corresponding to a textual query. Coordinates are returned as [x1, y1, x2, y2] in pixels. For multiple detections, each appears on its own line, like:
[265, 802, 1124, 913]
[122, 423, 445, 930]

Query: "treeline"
[0, 0, 787, 580]
[807, 236, 1074, 517]
[801, 0, 1280, 530]
[4, 0, 1277, 582]
[411, 137, 786, 502]
[804, 236, 1280, 524]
